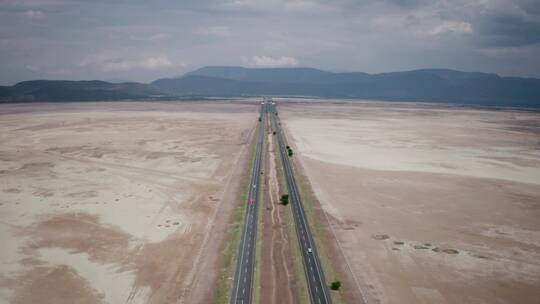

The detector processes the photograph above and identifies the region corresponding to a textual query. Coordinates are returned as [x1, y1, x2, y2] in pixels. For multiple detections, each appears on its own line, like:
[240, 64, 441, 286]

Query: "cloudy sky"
[1, 0, 540, 85]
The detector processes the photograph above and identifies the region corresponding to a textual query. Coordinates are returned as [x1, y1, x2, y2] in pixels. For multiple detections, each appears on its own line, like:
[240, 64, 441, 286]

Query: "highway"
[230, 101, 266, 304]
[270, 101, 332, 304]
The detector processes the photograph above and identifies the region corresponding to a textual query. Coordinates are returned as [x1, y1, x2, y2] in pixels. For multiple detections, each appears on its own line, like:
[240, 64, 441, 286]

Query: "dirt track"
[260, 129, 297, 304]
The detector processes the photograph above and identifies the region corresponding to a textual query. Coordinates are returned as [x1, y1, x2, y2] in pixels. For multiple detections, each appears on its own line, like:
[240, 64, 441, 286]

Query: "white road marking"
[273, 108, 332, 304]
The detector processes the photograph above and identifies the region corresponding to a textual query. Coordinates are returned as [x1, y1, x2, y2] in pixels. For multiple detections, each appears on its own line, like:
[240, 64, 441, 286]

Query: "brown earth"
[0, 101, 257, 304]
[280, 100, 540, 304]
[260, 115, 297, 304]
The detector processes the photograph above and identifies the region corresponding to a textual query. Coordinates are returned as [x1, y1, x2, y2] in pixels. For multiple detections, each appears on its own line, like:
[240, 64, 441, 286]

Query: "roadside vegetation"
[286, 145, 294, 157]
[291, 155, 346, 303]
[280, 194, 289, 206]
[253, 144, 265, 304]
[213, 123, 259, 304]
[331, 281, 342, 291]
[279, 121, 346, 304]
[271, 118, 310, 304]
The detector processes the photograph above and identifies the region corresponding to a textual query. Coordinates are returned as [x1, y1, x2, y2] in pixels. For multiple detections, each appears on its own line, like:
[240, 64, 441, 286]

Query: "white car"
[307, 247, 312, 253]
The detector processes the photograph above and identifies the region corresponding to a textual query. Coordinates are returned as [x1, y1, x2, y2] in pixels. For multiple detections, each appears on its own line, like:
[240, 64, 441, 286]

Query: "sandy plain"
[0, 101, 256, 304]
[280, 101, 540, 304]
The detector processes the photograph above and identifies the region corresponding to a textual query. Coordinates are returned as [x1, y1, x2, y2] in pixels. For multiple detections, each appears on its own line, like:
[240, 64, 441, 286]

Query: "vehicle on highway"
[272, 102, 331, 303]
[231, 101, 265, 304]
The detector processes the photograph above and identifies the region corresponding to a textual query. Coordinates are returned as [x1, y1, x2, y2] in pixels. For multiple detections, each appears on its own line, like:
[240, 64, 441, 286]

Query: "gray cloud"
[0, 0, 539, 85]
[242, 55, 299, 67]
[517, 0, 540, 15]
[474, 12, 540, 47]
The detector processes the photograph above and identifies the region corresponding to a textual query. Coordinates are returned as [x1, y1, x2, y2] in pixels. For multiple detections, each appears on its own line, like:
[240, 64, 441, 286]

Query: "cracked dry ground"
[281, 101, 540, 304]
[0, 101, 257, 304]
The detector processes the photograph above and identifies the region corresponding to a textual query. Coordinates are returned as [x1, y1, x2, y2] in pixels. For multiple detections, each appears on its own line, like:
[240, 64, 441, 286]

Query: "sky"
[1, 0, 540, 85]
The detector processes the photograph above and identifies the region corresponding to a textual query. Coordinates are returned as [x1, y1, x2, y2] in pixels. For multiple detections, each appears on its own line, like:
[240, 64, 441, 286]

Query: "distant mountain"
[184, 66, 370, 84]
[104, 78, 133, 84]
[0, 80, 164, 102]
[152, 67, 540, 107]
[2, 67, 539, 107]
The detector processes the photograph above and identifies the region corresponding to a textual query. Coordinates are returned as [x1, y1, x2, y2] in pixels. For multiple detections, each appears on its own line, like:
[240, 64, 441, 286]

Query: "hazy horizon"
[5, 65, 531, 86]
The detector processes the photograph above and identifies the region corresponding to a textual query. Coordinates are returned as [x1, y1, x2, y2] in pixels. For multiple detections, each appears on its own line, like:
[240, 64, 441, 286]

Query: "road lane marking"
[273, 107, 331, 304]
[232, 105, 265, 304]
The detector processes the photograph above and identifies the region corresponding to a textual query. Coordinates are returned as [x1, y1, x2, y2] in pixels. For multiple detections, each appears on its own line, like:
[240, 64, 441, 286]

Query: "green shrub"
[280, 194, 289, 205]
[330, 281, 341, 291]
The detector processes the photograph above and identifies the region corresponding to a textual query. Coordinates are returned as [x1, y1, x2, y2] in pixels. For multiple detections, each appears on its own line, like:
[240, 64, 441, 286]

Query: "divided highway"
[230, 101, 267, 304]
[270, 102, 332, 304]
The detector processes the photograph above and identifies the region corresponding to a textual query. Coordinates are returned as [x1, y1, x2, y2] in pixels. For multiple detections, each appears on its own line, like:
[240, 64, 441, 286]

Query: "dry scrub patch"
[280, 101, 540, 304]
[0, 101, 256, 303]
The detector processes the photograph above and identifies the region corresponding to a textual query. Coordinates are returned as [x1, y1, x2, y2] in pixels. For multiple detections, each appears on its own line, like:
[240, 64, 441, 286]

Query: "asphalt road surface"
[270, 102, 332, 304]
[230, 101, 267, 304]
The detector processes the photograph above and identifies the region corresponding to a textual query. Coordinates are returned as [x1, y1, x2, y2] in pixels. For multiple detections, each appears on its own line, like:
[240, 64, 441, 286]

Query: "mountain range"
[0, 80, 164, 102]
[1, 66, 539, 108]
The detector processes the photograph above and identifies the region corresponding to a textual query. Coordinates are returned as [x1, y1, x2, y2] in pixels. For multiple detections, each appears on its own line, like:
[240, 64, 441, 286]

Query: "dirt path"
[260, 129, 295, 304]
